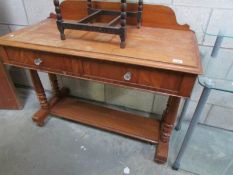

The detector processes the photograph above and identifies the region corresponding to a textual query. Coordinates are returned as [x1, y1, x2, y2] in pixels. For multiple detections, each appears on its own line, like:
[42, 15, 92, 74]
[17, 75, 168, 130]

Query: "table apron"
[1, 46, 197, 97]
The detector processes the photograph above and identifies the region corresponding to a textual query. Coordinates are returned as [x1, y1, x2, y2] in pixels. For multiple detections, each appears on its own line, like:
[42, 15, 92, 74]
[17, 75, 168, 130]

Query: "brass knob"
[34, 58, 43, 66]
[124, 72, 132, 81]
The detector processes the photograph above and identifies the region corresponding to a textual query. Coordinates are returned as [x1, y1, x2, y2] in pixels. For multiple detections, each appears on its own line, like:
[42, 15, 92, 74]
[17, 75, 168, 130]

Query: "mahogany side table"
[0, 0, 202, 164]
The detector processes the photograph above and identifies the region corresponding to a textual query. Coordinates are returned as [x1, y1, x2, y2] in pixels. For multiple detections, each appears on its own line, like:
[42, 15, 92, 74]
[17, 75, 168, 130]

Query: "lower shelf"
[50, 97, 160, 144]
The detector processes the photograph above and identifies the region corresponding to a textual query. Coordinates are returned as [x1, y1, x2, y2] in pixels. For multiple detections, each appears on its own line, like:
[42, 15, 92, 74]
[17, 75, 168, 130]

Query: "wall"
[0, 0, 233, 131]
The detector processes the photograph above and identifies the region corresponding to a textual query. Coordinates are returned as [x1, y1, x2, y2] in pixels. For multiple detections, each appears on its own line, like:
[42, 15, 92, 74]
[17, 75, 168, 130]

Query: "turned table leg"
[48, 73, 60, 97]
[175, 98, 190, 131]
[29, 70, 49, 126]
[48, 73, 70, 101]
[155, 96, 181, 164]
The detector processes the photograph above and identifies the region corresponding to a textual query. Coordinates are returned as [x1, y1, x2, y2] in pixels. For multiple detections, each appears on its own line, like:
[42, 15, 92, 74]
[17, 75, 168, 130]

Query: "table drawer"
[137, 68, 184, 93]
[82, 60, 139, 83]
[4, 47, 80, 75]
[2, 46, 195, 97]
[82, 59, 189, 95]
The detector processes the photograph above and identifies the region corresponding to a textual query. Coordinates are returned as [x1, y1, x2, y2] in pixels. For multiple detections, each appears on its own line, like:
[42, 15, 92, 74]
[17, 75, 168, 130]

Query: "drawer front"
[3, 47, 195, 97]
[82, 59, 192, 96]
[82, 60, 139, 83]
[137, 69, 184, 93]
[5, 47, 80, 75]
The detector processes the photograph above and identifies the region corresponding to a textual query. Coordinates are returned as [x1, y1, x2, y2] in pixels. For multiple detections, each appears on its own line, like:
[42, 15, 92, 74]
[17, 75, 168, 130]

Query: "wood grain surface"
[61, 0, 190, 31]
[2, 46, 196, 97]
[0, 19, 202, 74]
[51, 97, 160, 143]
[0, 61, 21, 109]
[0, 1, 203, 164]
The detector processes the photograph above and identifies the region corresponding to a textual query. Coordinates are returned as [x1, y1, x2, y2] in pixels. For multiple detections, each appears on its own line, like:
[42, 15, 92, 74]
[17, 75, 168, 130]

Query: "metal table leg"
[172, 86, 212, 170]
[211, 35, 224, 58]
[175, 98, 191, 131]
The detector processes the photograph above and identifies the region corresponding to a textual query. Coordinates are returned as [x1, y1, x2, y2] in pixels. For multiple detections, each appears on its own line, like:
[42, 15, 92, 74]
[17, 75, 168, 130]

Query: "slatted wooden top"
[0, 19, 202, 74]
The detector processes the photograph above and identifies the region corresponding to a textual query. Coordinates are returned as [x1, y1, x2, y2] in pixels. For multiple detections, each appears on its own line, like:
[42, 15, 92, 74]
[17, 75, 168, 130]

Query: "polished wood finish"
[48, 73, 61, 97]
[61, 0, 190, 31]
[0, 60, 21, 109]
[29, 70, 49, 126]
[4, 47, 74, 75]
[30, 71, 69, 126]
[51, 97, 160, 143]
[0, 1, 202, 164]
[2, 46, 196, 97]
[29, 70, 49, 109]
[82, 59, 196, 97]
[0, 20, 201, 75]
[155, 96, 181, 163]
[31, 86, 69, 126]
[2, 44, 197, 97]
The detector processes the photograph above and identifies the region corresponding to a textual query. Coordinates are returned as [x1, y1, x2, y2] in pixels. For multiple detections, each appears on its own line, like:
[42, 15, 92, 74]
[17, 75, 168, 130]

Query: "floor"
[0, 88, 233, 175]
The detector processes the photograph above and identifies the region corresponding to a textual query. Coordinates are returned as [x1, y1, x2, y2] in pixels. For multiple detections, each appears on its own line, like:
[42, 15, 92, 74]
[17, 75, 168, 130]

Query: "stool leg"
[87, 0, 92, 14]
[120, 0, 127, 48]
[172, 87, 211, 170]
[137, 0, 143, 28]
[54, 0, 65, 40]
[175, 98, 191, 131]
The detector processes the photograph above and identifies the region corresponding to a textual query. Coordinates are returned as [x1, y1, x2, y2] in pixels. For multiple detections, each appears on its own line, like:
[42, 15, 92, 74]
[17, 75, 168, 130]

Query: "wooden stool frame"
[53, 0, 143, 48]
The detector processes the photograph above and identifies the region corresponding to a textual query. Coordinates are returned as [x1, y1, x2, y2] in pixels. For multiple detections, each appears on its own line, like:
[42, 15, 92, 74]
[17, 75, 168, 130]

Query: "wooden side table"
[0, 0, 202, 164]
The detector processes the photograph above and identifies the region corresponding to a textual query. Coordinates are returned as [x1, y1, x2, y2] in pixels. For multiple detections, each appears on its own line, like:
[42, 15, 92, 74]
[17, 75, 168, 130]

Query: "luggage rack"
[53, 0, 143, 48]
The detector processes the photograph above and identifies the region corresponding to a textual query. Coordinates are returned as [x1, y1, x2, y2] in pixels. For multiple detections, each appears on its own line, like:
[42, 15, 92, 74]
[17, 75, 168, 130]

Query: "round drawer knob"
[124, 72, 132, 81]
[34, 58, 43, 66]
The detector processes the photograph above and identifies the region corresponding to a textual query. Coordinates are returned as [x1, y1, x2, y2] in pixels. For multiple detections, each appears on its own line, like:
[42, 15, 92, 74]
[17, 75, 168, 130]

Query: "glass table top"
[199, 13, 233, 92]
[198, 47, 233, 93]
[204, 29, 233, 39]
[198, 77, 233, 93]
[203, 14, 233, 38]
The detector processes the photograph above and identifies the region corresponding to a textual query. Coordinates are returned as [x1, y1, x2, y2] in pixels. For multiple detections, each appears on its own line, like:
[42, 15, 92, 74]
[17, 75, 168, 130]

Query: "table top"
[198, 77, 233, 93]
[0, 19, 202, 74]
[199, 47, 233, 93]
[199, 12, 233, 93]
[204, 15, 233, 38]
